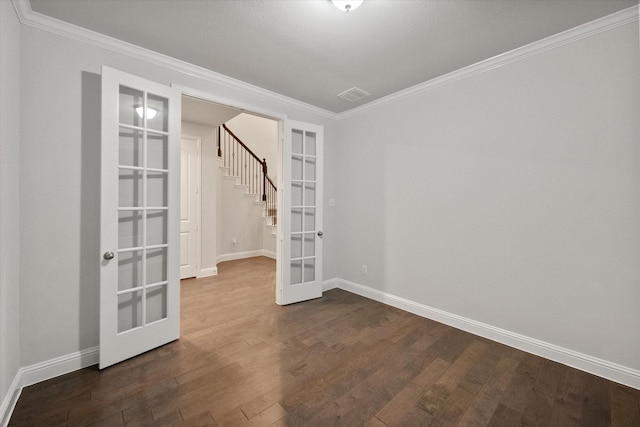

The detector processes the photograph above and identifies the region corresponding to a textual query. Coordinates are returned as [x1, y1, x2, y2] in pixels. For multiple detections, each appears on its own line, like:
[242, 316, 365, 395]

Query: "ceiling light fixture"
[135, 106, 157, 119]
[332, 0, 363, 12]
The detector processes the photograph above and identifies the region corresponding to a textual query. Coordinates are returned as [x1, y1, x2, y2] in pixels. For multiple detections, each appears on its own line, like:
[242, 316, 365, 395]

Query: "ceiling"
[29, 0, 638, 113]
[182, 95, 241, 128]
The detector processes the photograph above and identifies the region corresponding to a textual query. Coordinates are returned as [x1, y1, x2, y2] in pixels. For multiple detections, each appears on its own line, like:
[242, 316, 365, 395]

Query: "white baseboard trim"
[217, 250, 275, 263]
[322, 278, 340, 292]
[0, 371, 21, 427]
[0, 346, 99, 427]
[262, 250, 276, 260]
[197, 266, 218, 278]
[20, 346, 99, 388]
[335, 278, 640, 390]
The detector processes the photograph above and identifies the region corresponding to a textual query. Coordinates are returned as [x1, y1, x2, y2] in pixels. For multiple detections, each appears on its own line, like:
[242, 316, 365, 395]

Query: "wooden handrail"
[222, 124, 263, 167]
[220, 124, 277, 207]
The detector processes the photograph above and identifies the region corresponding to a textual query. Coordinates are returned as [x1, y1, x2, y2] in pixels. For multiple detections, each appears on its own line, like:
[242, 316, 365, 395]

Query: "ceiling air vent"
[337, 87, 371, 102]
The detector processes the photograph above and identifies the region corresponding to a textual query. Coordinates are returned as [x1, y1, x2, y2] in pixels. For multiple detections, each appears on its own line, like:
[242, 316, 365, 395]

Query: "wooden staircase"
[218, 124, 277, 232]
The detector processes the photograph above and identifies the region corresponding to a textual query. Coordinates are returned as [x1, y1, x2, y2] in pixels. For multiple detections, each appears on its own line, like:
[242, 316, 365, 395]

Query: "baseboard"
[197, 266, 218, 277]
[335, 278, 640, 390]
[20, 346, 99, 388]
[0, 371, 21, 427]
[322, 278, 340, 292]
[262, 250, 276, 260]
[0, 346, 99, 427]
[217, 250, 274, 263]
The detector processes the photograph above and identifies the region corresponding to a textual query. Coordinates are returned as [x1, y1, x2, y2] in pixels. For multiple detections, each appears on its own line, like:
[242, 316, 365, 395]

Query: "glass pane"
[119, 169, 143, 207]
[118, 250, 143, 291]
[305, 158, 316, 181]
[147, 94, 168, 132]
[291, 181, 303, 207]
[148, 132, 168, 170]
[147, 171, 168, 207]
[292, 129, 303, 155]
[304, 259, 315, 283]
[305, 132, 316, 156]
[291, 208, 302, 233]
[119, 128, 143, 167]
[118, 210, 143, 249]
[291, 233, 302, 259]
[304, 208, 315, 232]
[304, 233, 315, 257]
[304, 183, 316, 207]
[290, 260, 302, 285]
[146, 284, 167, 324]
[119, 86, 143, 127]
[146, 247, 168, 285]
[147, 210, 167, 246]
[292, 155, 303, 181]
[118, 290, 142, 333]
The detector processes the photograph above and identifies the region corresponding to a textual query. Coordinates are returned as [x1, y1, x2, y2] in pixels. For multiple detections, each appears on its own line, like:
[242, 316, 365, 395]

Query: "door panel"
[278, 120, 323, 305]
[100, 66, 181, 369]
[180, 136, 199, 279]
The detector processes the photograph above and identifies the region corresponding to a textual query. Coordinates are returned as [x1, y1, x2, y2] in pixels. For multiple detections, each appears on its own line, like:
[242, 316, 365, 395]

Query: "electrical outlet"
[362, 265, 368, 275]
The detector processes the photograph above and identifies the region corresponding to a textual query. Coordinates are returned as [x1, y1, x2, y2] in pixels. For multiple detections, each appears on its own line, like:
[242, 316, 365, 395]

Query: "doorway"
[179, 95, 279, 284]
[100, 68, 324, 368]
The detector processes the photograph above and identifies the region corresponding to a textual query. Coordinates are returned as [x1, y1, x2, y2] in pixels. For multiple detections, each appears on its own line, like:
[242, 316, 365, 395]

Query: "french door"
[278, 120, 324, 305]
[100, 66, 181, 368]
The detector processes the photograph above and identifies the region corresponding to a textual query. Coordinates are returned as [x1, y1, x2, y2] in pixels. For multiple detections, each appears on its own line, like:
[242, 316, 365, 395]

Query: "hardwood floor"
[9, 256, 640, 426]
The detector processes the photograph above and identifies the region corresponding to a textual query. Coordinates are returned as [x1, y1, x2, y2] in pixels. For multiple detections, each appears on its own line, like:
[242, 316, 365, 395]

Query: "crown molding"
[11, 0, 338, 121]
[11, 1, 638, 122]
[336, 5, 639, 120]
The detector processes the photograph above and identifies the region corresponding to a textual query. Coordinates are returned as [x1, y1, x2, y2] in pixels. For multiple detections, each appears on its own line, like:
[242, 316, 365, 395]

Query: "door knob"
[103, 251, 115, 260]
[317, 231, 323, 237]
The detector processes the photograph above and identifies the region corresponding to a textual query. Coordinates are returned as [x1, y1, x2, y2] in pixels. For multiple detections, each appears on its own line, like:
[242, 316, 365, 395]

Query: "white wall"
[336, 20, 640, 373]
[216, 172, 270, 260]
[225, 113, 279, 181]
[17, 22, 337, 367]
[0, 0, 22, 413]
[263, 223, 277, 256]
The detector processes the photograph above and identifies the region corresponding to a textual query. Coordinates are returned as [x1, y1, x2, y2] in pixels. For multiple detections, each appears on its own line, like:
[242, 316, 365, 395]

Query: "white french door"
[278, 120, 324, 305]
[100, 66, 181, 369]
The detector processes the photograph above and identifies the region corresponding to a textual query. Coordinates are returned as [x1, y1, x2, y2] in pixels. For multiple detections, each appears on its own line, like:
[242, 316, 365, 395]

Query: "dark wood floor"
[9, 256, 640, 426]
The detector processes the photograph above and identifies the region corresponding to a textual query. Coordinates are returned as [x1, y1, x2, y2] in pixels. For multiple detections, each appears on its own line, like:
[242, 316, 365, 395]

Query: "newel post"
[262, 159, 267, 201]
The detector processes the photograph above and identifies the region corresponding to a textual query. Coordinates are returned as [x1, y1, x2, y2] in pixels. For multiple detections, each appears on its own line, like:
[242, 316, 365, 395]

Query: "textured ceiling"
[29, 0, 638, 113]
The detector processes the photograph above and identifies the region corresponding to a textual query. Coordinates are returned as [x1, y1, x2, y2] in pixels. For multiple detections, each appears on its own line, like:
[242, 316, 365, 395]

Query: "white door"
[277, 120, 323, 305]
[100, 66, 181, 369]
[180, 136, 200, 279]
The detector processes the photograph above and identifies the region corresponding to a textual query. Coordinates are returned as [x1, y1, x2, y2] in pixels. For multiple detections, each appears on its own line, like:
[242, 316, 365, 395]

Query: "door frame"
[180, 134, 202, 279]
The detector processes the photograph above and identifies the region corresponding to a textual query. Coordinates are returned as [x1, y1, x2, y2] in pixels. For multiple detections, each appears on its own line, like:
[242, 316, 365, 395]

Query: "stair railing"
[219, 124, 277, 214]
